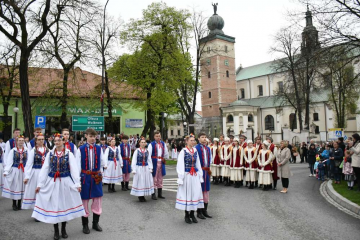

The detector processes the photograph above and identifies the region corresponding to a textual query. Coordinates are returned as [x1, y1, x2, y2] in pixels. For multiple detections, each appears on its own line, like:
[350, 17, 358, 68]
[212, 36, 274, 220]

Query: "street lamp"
[214, 125, 217, 137]
[13, 99, 19, 128]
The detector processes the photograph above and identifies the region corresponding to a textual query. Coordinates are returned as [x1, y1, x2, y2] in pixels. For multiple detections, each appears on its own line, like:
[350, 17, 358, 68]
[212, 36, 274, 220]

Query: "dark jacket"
[308, 145, 317, 164]
[330, 147, 344, 167]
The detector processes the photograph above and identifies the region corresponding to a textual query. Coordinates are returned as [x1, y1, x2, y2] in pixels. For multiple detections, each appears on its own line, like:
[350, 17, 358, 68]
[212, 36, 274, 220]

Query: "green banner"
[36, 106, 122, 116]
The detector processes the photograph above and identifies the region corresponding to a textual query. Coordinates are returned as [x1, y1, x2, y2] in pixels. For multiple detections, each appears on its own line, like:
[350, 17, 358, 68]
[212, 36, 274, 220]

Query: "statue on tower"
[212, 3, 218, 15]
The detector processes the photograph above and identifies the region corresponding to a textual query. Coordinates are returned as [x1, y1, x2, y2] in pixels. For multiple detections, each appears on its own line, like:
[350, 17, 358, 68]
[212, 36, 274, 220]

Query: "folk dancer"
[23, 133, 48, 210]
[4, 128, 22, 166]
[220, 137, 232, 186]
[258, 141, 274, 191]
[230, 138, 244, 188]
[254, 137, 262, 187]
[148, 131, 169, 200]
[119, 135, 132, 191]
[76, 128, 107, 234]
[266, 137, 279, 190]
[99, 137, 108, 154]
[103, 138, 123, 192]
[244, 140, 258, 189]
[176, 134, 204, 224]
[210, 138, 221, 185]
[27, 127, 43, 149]
[239, 135, 247, 187]
[62, 128, 78, 156]
[2, 135, 27, 210]
[32, 133, 84, 240]
[130, 138, 154, 202]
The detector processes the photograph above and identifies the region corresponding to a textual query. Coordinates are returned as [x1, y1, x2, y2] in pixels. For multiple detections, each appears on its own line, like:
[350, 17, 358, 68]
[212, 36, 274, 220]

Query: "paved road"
[1, 164, 360, 240]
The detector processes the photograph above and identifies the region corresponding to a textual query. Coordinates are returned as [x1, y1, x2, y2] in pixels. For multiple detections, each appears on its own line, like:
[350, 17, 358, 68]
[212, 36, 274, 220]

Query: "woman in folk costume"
[130, 138, 154, 202]
[32, 133, 84, 240]
[258, 141, 274, 191]
[176, 134, 204, 224]
[103, 138, 123, 193]
[244, 140, 258, 189]
[210, 138, 221, 185]
[22, 133, 48, 210]
[230, 138, 244, 188]
[2, 135, 27, 211]
[220, 137, 232, 186]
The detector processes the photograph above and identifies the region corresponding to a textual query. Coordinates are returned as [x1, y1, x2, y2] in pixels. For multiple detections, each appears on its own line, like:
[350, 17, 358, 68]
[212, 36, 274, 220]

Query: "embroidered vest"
[136, 149, 149, 166]
[108, 147, 119, 161]
[33, 149, 47, 169]
[12, 150, 27, 167]
[48, 152, 70, 178]
[184, 151, 198, 172]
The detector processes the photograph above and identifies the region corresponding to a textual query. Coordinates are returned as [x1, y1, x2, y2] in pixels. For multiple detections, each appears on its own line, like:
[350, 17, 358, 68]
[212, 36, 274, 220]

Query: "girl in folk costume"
[266, 137, 279, 190]
[176, 135, 204, 224]
[254, 137, 262, 188]
[171, 141, 178, 160]
[258, 141, 274, 191]
[103, 138, 123, 193]
[2, 135, 27, 211]
[230, 138, 244, 188]
[244, 140, 258, 189]
[119, 135, 131, 191]
[22, 133, 48, 210]
[99, 137, 108, 154]
[62, 128, 78, 156]
[210, 138, 221, 185]
[130, 138, 154, 202]
[220, 137, 232, 186]
[32, 134, 84, 240]
[239, 135, 247, 187]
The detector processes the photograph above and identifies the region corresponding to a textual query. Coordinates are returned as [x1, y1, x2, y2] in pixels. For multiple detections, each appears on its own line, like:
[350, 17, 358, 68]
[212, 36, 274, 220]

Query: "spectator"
[300, 142, 308, 163]
[338, 137, 346, 153]
[330, 142, 343, 184]
[287, 141, 293, 163]
[317, 157, 326, 181]
[349, 133, 360, 192]
[46, 135, 54, 150]
[277, 140, 291, 193]
[343, 150, 355, 190]
[308, 144, 317, 177]
[292, 145, 298, 163]
[321, 145, 331, 179]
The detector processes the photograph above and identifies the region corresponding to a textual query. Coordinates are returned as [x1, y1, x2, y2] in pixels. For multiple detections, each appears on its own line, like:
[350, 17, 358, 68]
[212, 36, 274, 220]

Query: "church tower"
[301, 6, 320, 56]
[200, 5, 237, 136]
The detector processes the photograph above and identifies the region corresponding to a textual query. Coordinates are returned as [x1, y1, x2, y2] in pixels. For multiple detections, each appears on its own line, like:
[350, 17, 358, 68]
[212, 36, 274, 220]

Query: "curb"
[324, 180, 360, 216]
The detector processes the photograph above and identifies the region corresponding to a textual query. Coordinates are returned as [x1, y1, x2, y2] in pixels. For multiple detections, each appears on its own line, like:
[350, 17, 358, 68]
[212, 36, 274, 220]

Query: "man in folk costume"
[147, 131, 169, 200]
[210, 138, 221, 185]
[254, 137, 262, 187]
[119, 135, 131, 191]
[28, 127, 44, 150]
[195, 133, 212, 219]
[76, 128, 107, 234]
[266, 136, 279, 190]
[239, 135, 247, 187]
[230, 138, 244, 188]
[258, 141, 274, 191]
[99, 137, 108, 154]
[220, 137, 232, 186]
[244, 140, 258, 189]
[4, 128, 22, 166]
[62, 128, 78, 156]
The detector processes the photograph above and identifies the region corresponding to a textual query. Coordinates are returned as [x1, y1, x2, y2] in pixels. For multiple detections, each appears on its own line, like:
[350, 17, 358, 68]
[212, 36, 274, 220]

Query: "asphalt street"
[1, 164, 360, 240]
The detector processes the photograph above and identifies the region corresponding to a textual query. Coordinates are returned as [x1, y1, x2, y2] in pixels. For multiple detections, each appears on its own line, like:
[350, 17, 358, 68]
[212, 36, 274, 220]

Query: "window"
[258, 85, 263, 96]
[265, 115, 274, 130]
[289, 113, 297, 130]
[207, 46, 211, 53]
[208, 92, 212, 98]
[248, 114, 254, 122]
[208, 71, 211, 78]
[224, 59, 229, 66]
[227, 115, 234, 123]
[278, 81, 284, 92]
[226, 70, 229, 78]
[178, 129, 181, 136]
[240, 88, 245, 99]
[177, 122, 180, 126]
[206, 59, 211, 65]
[313, 113, 319, 121]
[315, 126, 320, 134]
[225, 45, 228, 53]
[171, 130, 174, 136]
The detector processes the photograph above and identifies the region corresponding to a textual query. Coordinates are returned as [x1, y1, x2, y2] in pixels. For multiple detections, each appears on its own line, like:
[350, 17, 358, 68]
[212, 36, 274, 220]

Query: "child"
[343, 150, 355, 190]
[314, 156, 320, 179]
[317, 158, 326, 181]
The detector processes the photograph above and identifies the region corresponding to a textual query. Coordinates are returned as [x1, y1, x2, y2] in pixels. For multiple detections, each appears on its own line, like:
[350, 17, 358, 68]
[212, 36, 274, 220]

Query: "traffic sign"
[328, 128, 343, 140]
[72, 116, 105, 131]
[35, 116, 46, 129]
[344, 135, 348, 140]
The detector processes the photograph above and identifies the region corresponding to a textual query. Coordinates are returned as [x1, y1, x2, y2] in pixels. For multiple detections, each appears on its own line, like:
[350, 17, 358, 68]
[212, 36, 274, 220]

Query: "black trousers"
[281, 178, 289, 188]
[353, 167, 360, 189]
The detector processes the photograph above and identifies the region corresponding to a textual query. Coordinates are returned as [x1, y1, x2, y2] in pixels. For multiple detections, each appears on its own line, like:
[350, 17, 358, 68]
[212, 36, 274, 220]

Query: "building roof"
[236, 60, 278, 81]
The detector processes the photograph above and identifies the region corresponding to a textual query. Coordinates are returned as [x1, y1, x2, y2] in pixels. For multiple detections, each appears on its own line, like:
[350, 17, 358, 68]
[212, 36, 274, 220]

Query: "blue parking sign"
[35, 116, 46, 129]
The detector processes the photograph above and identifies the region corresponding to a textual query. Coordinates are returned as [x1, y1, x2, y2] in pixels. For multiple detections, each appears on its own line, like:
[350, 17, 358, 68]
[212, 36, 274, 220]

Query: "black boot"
[121, 182, 126, 191]
[158, 188, 165, 199]
[225, 178, 230, 186]
[125, 182, 131, 190]
[197, 208, 206, 219]
[82, 217, 90, 234]
[234, 181, 240, 188]
[185, 211, 192, 224]
[190, 210, 198, 223]
[54, 224, 60, 240]
[219, 177, 223, 183]
[112, 184, 116, 192]
[255, 181, 258, 188]
[245, 181, 249, 187]
[142, 196, 147, 202]
[152, 189, 158, 200]
[263, 185, 270, 191]
[214, 177, 219, 185]
[17, 199, 22, 210]
[61, 222, 68, 238]
[92, 213, 102, 232]
[203, 203, 212, 218]
[138, 196, 144, 202]
[249, 182, 254, 189]
[273, 180, 277, 190]
[240, 180, 243, 187]
[108, 184, 113, 193]
[12, 200, 18, 211]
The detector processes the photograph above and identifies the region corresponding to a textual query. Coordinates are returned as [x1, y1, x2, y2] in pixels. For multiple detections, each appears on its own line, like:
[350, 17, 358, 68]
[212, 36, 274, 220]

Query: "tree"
[0, 0, 59, 138]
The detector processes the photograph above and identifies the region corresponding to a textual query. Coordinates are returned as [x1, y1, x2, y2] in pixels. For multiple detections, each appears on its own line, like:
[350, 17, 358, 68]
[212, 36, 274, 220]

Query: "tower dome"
[207, 14, 225, 36]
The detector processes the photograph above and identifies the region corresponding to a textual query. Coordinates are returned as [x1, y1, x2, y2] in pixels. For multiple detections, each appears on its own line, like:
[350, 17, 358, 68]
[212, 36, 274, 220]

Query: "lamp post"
[214, 125, 217, 137]
[13, 99, 19, 129]
[183, 122, 188, 136]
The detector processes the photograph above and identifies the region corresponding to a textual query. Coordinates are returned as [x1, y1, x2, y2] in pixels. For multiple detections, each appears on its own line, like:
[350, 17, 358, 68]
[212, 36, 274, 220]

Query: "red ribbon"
[54, 171, 61, 182]
[189, 166, 197, 176]
[186, 147, 197, 176]
[18, 163, 24, 172]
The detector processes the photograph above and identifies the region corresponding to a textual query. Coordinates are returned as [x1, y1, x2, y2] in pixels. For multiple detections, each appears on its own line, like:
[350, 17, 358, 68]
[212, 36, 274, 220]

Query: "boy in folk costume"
[103, 138, 123, 193]
[230, 138, 244, 188]
[254, 137, 262, 187]
[266, 137, 279, 190]
[28, 127, 43, 149]
[210, 138, 221, 185]
[147, 131, 169, 200]
[258, 141, 274, 191]
[244, 140, 258, 189]
[2, 135, 27, 210]
[119, 135, 132, 191]
[195, 133, 212, 219]
[4, 128, 22, 166]
[76, 128, 107, 234]
[99, 137, 108, 154]
[220, 137, 232, 186]
[239, 135, 247, 187]
[62, 128, 78, 156]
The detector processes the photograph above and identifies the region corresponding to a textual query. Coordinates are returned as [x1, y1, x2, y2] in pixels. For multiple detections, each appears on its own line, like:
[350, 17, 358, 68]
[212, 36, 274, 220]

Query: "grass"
[165, 160, 177, 165]
[332, 180, 360, 205]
